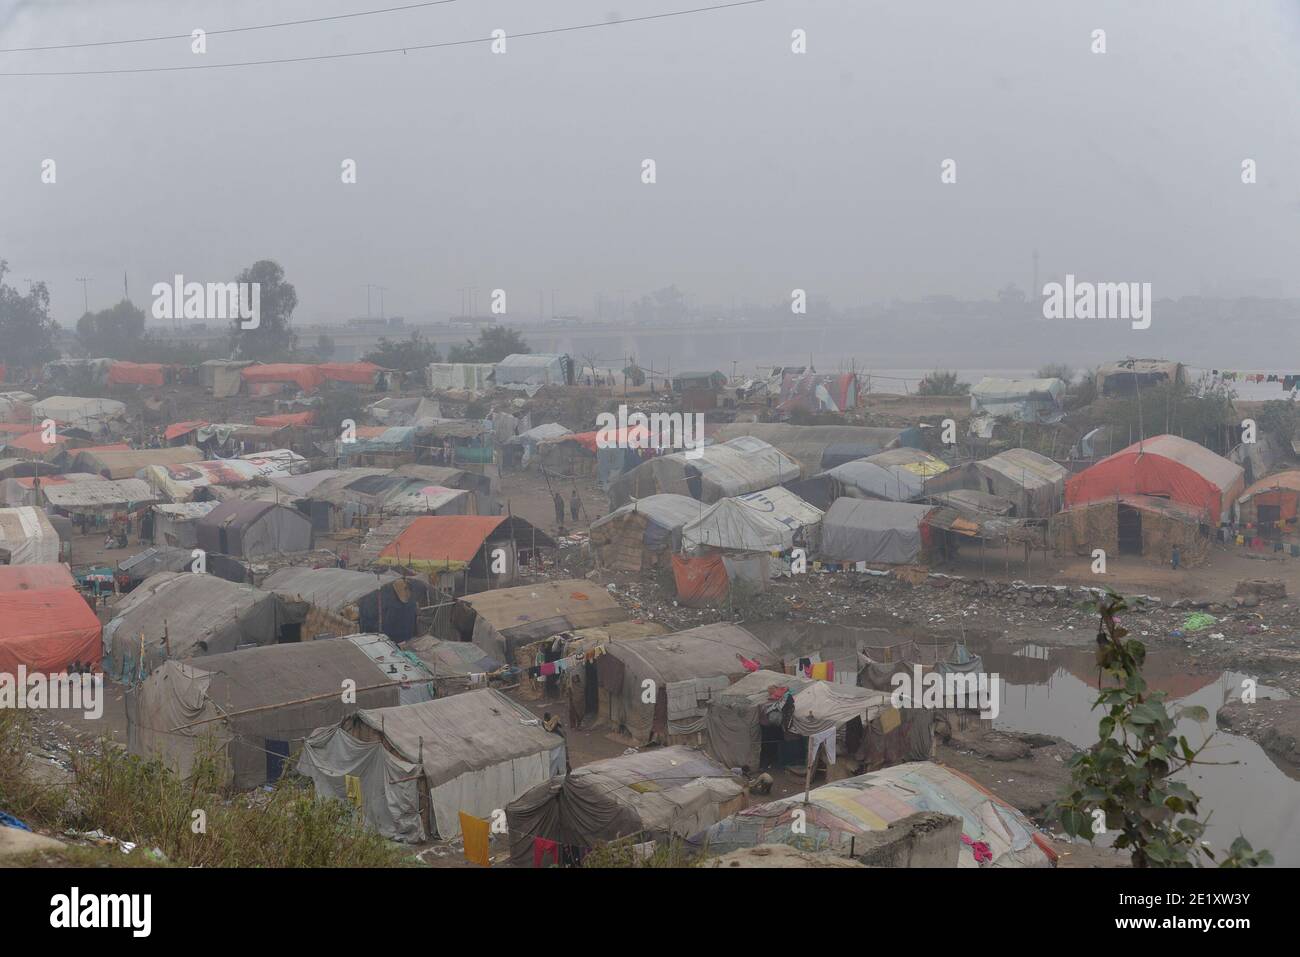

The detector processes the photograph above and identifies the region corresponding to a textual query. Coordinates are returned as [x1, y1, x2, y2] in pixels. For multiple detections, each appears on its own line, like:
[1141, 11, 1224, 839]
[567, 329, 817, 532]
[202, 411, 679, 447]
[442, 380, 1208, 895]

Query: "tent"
[375, 514, 551, 577]
[727, 486, 825, 551]
[200, 360, 253, 398]
[239, 363, 327, 395]
[141, 450, 305, 502]
[0, 506, 61, 564]
[598, 623, 774, 744]
[705, 669, 918, 773]
[494, 353, 571, 391]
[0, 473, 99, 507]
[506, 746, 745, 866]
[1095, 358, 1182, 397]
[969, 377, 1066, 423]
[74, 446, 204, 479]
[1050, 495, 1211, 565]
[820, 459, 927, 502]
[446, 579, 629, 663]
[1065, 434, 1245, 524]
[42, 478, 157, 517]
[608, 437, 801, 508]
[681, 496, 794, 554]
[689, 761, 1055, 867]
[0, 586, 101, 674]
[0, 562, 75, 592]
[262, 566, 433, 642]
[820, 498, 934, 565]
[710, 423, 922, 475]
[102, 571, 309, 682]
[106, 361, 166, 387]
[116, 545, 197, 588]
[254, 411, 315, 429]
[151, 501, 219, 548]
[299, 688, 565, 842]
[319, 362, 381, 386]
[589, 494, 702, 571]
[1236, 469, 1300, 532]
[195, 501, 313, 559]
[31, 396, 126, 432]
[922, 448, 1068, 519]
[127, 640, 403, 788]
[504, 422, 571, 468]
[427, 362, 495, 393]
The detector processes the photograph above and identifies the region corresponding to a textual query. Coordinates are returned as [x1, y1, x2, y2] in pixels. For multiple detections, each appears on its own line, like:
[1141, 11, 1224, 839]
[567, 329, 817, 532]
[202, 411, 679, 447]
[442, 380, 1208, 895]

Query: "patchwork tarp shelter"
[74, 446, 205, 480]
[195, 501, 313, 558]
[262, 566, 432, 642]
[319, 361, 382, 386]
[505, 422, 572, 468]
[304, 469, 475, 528]
[116, 545, 197, 587]
[922, 449, 1068, 519]
[0, 506, 61, 564]
[1095, 358, 1182, 397]
[599, 623, 774, 744]
[31, 396, 126, 432]
[506, 746, 746, 866]
[705, 669, 916, 773]
[0, 586, 101, 674]
[200, 360, 253, 398]
[404, 635, 502, 697]
[710, 423, 922, 476]
[820, 499, 934, 564]
[778, 371, 859, 413]
[42, 478, 157, 516]
[590, 494, 702, 571]
[1050, 495, 1210, 565]
[299, 689, 565, 842]
[0, 473, 99, 507]
[969, 377, 1066, 423]
[151, 501, 219, 548]
[448, 579, 629, 663]
[681, 496, 794, 554]
[689, 761, 1055, 867]
[608, 437, 801, 509]
[427, 362, 495, 392]
[102, 571, 309, 682]
[1065, 434, 1245, 524]
[127, 640, 402, 788]
[494, 353, 571, 391]
[1236, 470, 1300, 532]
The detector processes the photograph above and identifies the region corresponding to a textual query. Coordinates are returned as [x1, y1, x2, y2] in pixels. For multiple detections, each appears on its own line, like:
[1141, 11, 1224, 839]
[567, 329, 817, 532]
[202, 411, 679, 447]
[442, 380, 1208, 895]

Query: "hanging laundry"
[810, 661, 835, 681]
[962, 833, 993, 864]
[533, 836, 560, 868]
[459, 812, 491, 866]
[539, 661, 557, 676]
[808, 725, 837, 764]
[344, 774, 364, 811]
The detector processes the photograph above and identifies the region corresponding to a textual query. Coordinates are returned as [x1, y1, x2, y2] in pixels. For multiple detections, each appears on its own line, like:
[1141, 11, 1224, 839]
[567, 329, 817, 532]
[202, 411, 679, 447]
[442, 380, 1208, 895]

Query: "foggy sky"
[1, 0, 1298, 326]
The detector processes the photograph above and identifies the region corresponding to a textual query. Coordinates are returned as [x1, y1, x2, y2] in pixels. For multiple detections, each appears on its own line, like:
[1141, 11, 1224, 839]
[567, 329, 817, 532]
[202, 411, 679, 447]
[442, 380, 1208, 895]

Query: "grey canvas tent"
[921, 449, 1067, 518]
[262, 566, 433, 642]
[710, 423, 921, 475]
[599, 623, 775, 744]
[589, 493, 702, 571]
[195, 500, 313, 558]
[298, 688, 565, 841]
[127, 639, 401, 788]
[102, 571, 309, 682]
[607, 436, 800, 509]
[505, 745, 745, 866]
[819, 498, 934, 564]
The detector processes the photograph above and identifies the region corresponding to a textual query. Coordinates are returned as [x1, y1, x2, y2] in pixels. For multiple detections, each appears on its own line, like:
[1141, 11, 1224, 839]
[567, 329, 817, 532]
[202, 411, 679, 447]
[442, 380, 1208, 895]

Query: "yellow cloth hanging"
[460, 812, 491, 866]
[879, 706, 902, 733]
[344, 774, 364, 810]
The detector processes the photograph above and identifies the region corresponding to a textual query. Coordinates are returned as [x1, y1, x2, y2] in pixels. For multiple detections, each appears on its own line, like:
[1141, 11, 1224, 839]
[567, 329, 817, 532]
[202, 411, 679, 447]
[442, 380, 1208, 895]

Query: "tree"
[76, 299, 146, 358]
[1036, 362, 1073, 384]
[447, 324, 530, 363]
[315, 334, 336, 360]
[362, 332, 440, 372]
[231, 259, 297, 360]
[916, 370, 969, 395]
[0, 260, 59, 371]
[1051, 591, 1272, 868]
[1099, 380, 1235, 454]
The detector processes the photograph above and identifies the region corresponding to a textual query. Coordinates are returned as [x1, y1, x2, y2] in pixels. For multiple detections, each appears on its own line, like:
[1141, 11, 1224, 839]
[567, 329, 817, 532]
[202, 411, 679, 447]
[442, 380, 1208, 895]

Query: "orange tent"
[0, 563, 76, 592]
[240, 364, 327, 394]
[4, 430, 68, 455]
[165, 420, 208, 441]
[0, 586, 102, 673]
[564, 425, 652, 453]
[378, 515, 509, 569]
[320, 362, 381, 385]
[107, 361, 166, 387]
[671, 553, 729, 606]
[254, 411, 315, 428]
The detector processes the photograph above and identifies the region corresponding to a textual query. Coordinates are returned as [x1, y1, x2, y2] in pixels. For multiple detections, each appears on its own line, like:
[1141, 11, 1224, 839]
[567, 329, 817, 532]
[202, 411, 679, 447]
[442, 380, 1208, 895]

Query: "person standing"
[1171, 544, 1181, 571]
[570, 488, 580, 522]
[553, 491, 565, 527]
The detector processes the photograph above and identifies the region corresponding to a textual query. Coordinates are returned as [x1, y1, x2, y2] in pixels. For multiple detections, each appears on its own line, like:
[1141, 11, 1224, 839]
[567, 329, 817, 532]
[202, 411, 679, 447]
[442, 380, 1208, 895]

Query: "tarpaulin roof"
[509, 422, 572, 445]
[608, 437, 801, 508]
[117, 545, 196, 580]
[0, 562, 75, 592]
[262, 566, 406, 612]
[1237, 469, 1300, 504]
[141, 449, 305, 502]
[863, 447, 950, 477]
[591, 494, 704, 534]
[982, 448, 1069, 487]
[822, 459, 926, 502]
[254, 411, 314, 428]
[107, 361, 165, 387]
[31, 396, 126, 430]
[561, 425, 651, 454]
[164, 421, 208, 441]
[377, 515, 509, 569]
[4, 430, 67, 455]
[733, 485, 824, 533]
[682, 496, 795, 553]
[0, 586, 102, 673]
[319, 361, 381, 384]
[267, 469, 341, 498]
[820, 498, 933, 564]
[195, 500, 313, 558]
[75, 446, 203, 480]
[1065, 434, 1245, 523]
[690, 760, 1054, 867]
[461, 579, 628, 660]
[0, 506, 60, 564]
[240, 363, 327, 393]
[606, 623, 773, 686]
[42, 478, 156, 510]
[711, 423, 919, 476]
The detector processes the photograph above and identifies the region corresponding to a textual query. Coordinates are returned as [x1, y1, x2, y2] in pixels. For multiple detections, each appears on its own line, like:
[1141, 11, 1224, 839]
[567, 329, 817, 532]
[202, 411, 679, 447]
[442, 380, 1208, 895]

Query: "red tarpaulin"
[0, 563, 76, 592]
[4, 430, 68, 454]
[320, 362, 381, 385]
[240, 364, 328, 394]
[0, 587, 102, 673]
[165, 420, 208, 441]
[254, 411, 315, 428]
[671, 553, 730, 606]
[565, 425, 652, 453]
[107, 361, 166, 387]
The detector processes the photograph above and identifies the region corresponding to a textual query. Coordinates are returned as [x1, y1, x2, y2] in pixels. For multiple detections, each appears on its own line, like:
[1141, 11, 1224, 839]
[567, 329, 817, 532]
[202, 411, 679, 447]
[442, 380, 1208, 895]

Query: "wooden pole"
[171, 679, 406, 731]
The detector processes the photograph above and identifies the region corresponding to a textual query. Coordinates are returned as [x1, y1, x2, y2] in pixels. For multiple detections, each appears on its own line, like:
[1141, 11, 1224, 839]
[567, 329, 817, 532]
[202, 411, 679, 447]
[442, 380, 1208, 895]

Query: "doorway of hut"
[1117, 504, 1142, 555]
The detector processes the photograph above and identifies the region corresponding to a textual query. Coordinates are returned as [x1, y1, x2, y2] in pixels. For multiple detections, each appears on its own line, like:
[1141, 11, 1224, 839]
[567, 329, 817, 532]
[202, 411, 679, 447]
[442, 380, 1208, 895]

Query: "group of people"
[553, 487, 581, 527]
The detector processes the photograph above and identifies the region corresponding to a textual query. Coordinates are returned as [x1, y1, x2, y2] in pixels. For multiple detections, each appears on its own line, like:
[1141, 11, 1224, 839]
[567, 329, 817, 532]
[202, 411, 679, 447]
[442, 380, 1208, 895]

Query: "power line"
[0, 0, 460, 54]
[0, 1, 767, 76]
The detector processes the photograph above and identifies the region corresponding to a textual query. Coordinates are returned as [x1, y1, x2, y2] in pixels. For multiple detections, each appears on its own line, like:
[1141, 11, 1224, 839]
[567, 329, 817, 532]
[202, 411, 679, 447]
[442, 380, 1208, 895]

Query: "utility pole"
[123, 271, 129, 301]
[75, 277, 92, 314]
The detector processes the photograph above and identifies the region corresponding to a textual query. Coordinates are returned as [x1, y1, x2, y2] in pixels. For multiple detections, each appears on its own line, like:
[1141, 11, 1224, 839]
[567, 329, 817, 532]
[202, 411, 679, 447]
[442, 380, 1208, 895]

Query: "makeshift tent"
[0, 506, 61, 564]
[74, 446, 204, 480]
[1051, 495, 1211, 565]
[820, 459, 927, 502]
[1236, 470, 1300, 532]
[0, 473, 99, 507]
[732, 485, 825, 549]
[710, 423, 921, 476]
[299, 689, 565, 842]
[690, 761, 1055, 867]
[0, 459, 60, 481]
[514, 620, 668, 707]
[506, 746, 745, 866]
[922, 448, 1068, 519]
[447, 579, 629, 663]
[141, 449, 305, 502]
[504, 422, 571, 467]
[608, 437, 801, 508]
[599, 623, 774, 744]
[42, 478, 157, 516]
[102, 571, 309, 682]
[164, 421, 208, 444]
[1095, 358, 1182, 397]
[319, 361, 381, 385]
[404, 635, 502, 697]
[590, 494, 702, 571]
[820, 499, 934, 564]
[127, 640, 402, 788]
[671, 553, 732, 606]
[116, 545, 197, 587]
[262, 566, 432, 642]
[195, 501, 312, 558]
[150, 501, 219, 548]
[31, 396, 126, 432]
[200, 360, 253, 397]
[681, 496, 793, 553]
[494, 353, 571, 391]
[342, 633, 436, 705]
[427, 362, 495, 392]
[1065, 434, 1245, 524]
[254, 411, 315, 428]
[239, 363, 327, 395]
[778, 372, 859, 413]
[106, 361, 166, 387]
[705, 669, 916, 773]
[0, 562, 75, 592]
[0, 587, 102, 674]
[969, 377, 1065, 423]
[375, 514, 550, 576]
